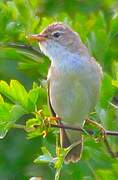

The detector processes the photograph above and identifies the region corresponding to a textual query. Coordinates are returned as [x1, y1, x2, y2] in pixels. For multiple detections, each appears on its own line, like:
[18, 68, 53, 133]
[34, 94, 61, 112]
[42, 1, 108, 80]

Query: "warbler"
[30, 22, 102, 163]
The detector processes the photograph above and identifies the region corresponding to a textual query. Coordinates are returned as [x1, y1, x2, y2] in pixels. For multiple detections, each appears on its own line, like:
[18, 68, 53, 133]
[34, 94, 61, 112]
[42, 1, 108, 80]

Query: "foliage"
[0, 0, 118, 180]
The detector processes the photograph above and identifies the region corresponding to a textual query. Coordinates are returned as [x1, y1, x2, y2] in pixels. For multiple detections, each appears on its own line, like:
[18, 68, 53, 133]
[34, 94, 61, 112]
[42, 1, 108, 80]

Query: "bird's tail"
[60, 125, 83, 163]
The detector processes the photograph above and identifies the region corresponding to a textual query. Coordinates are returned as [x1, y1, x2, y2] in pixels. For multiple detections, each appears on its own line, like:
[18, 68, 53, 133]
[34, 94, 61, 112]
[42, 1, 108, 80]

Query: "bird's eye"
[53, 32, 60, 38]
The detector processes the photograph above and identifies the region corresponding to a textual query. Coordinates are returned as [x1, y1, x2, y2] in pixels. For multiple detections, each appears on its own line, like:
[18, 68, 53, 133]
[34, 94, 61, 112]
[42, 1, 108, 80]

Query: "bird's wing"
[48, 80, 56, 117]
[48, 79, 71, 150]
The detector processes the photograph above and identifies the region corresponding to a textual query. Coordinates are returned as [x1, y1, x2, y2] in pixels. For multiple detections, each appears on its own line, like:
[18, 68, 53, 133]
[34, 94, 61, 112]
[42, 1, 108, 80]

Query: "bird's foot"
[83, 118, 105, 143]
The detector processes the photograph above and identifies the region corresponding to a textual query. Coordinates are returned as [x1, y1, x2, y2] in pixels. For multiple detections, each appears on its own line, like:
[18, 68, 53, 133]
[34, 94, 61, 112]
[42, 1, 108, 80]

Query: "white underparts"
[39, 40, 89, 67]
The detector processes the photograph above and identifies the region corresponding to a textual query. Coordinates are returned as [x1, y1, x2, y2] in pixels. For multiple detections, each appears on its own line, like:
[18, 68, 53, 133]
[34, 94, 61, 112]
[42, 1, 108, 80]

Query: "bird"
[30, 22, 103, 163]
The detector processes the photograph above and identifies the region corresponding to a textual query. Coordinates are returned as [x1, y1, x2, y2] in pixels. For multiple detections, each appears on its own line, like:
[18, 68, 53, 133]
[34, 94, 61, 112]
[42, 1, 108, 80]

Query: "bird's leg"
[83, 118, 105, 143]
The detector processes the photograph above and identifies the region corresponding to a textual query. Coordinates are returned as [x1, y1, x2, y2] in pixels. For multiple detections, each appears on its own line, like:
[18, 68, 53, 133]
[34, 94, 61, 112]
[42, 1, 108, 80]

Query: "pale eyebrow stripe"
[51, 30, 65, 36]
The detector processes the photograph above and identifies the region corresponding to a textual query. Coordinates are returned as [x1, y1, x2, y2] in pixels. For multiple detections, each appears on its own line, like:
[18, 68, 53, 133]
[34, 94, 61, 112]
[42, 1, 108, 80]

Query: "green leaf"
[97, 169, 116, 180]
[0, 80, 28, 107]
[110, 14, 118, 38]
[0, 103, 12, 138]
[0, 103, 26, 139]
[0, 80, 12, 101]
[0, 103, 12, 120]
[10, 104, 27, 122]
[26, 118, 41, 131]
[99, 73, 114, 108]
[34, 154, 53, 164]
[93, 12, 107, 31]
[36, 87, 47, 109]
[26, 88, 40, 111]
[14, 0, 32, 21]
[10, 80, 28, 106]
[112, 80, 118, 88]
[41, 147, 52, 156]
[112, 72, 118, 88]
[34, 147, 53, 164]
[0, 94, 4, 103]
[26, 117, 45, 139]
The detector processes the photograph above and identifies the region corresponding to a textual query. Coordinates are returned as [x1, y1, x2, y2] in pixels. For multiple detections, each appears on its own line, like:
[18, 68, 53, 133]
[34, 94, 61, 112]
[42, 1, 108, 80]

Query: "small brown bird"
[30, 22, 102, 163]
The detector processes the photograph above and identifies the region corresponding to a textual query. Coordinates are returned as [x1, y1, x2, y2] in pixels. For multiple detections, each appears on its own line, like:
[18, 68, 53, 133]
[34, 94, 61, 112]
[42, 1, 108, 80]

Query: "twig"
[11, 111, 118, 136]
[0, 42, 43, 57]
[12, 122, 118, 158]
[105, 130, 118, 136]
[51, 124, 118, 136]
[12, 123, 118, 136]
[51, 123, 118, 158]
[12, 124, 26, 130]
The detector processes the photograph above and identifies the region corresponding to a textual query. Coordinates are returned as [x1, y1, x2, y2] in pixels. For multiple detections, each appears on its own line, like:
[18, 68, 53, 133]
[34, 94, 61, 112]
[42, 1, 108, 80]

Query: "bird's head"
[29, 22, 83, 61]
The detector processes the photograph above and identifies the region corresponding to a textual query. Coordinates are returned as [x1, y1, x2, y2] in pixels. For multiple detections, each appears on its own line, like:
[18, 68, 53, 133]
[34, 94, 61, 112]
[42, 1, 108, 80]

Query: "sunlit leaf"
[99, 73, 114, 108]
[110, 14, 118, 38]
[34, 147, 53, 164]
[26, 87, 40, 111]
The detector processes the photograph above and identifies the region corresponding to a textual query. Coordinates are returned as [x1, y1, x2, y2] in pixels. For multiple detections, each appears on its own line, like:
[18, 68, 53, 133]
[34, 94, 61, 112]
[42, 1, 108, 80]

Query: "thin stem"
[105, 130, 118, 136]
[0, 42, 43, 58]
[12, 122, 118, 159]
[51, 124, 118, 136]
[51, 124, 84, 132]
[12, 124, 26, 130]
[12, 122, 118, 137]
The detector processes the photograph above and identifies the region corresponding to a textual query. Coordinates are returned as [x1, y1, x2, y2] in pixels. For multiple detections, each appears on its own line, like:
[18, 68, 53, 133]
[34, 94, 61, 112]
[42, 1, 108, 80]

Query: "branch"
[12, 124, 26, 130]
[12, 123, 118, 136]
[0, 42, 43, 58]
[13, 122, 118, 158]
[51, 123, 118, 158]
[51, 124, 118, 136]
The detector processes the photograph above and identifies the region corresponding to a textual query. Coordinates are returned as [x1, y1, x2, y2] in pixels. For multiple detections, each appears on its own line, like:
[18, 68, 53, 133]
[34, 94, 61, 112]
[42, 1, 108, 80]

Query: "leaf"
[17, 51, 42, 63]
[99, 73, 114, 108]
[0, 80, 28, 107]
[36, 87, 47, 109]
[34, 155, 53, 164]
[112, 72, 118, 88]
[0, 103, 12, 138]
[0, 80, 12, 101]
[34, 147, 53, 164]
[0, 103, 12, 120]
[0, 103, 26, 139]
[10, 104, 27, 122]
[97, 169, 116, 180]
[93, 12, 107, 31]
[14, 0, 32, 21]
[26, 118, 41, 131]
[0, 94, 4, 103]
[112, 80, 118, 88]
[0, 80, 47, 139]
[26, 117, 46, 139]
[10, 80, 28, 106]
[110, 14, 118, 38]
[26, 88, 40, 111]
[41, 147, 52, 156]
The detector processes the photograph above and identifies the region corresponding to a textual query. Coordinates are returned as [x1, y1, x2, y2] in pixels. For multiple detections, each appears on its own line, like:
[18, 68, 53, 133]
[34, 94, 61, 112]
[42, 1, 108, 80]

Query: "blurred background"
[0, 0, 118, 179]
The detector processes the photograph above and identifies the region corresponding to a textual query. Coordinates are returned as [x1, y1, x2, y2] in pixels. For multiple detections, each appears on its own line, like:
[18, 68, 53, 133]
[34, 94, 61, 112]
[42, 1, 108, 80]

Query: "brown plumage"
[30, 22, 102, 163]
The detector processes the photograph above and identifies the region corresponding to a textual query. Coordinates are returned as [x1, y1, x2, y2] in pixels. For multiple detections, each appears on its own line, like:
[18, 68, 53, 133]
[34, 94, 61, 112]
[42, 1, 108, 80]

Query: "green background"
[0, 0, 118, 179]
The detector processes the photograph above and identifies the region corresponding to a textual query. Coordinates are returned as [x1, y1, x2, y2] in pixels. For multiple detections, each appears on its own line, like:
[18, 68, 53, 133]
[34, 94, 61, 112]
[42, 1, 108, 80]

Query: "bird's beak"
[27, 34, 47, 42]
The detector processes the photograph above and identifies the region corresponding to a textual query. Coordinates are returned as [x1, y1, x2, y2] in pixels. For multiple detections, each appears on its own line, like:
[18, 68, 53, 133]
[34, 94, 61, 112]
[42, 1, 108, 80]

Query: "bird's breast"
[48, 61, 99, 126]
